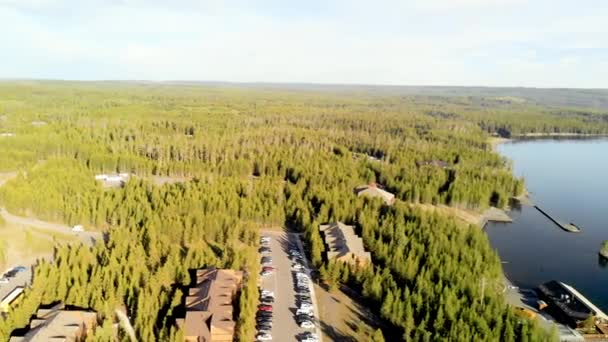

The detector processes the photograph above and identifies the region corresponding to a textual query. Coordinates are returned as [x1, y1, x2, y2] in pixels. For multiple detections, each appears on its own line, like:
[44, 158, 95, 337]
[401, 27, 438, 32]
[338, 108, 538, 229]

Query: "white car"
[72, 224, 84, 232]
[301, 338, 318, 342]
[296, 308, 313, 316]
[0, 277, 9, 284]
[300, 320, 315, 329]
[257, 332, 272, 341]
[299, 304, 313, 310]
[261, 290, 274, 298]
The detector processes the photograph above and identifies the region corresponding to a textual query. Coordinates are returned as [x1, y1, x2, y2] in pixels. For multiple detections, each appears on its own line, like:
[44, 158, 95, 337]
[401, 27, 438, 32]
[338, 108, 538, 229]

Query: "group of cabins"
[9, 304, 96, 342]
[3, 287, 96, 340]
[176, 268, 243, 342]
[3, 267, 243, 341]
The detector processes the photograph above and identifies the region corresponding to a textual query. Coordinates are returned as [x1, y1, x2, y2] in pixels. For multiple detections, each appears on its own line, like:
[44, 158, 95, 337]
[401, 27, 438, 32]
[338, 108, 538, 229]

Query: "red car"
[258, 305, 273, 312]
[262, 266, 275, 272]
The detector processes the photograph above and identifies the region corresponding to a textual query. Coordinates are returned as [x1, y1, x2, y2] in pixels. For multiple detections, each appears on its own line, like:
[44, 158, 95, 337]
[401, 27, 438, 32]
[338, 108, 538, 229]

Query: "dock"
[534, 205, 581, 233]
[480, 207, 513, 228]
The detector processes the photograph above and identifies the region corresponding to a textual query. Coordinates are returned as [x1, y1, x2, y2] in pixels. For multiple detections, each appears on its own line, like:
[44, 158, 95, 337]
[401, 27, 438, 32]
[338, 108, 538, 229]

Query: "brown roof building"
[9, 304, 96, 342]
[319, 222, 371, 266]
[176, 268, 243, 342]
[354, 183, 395, 205]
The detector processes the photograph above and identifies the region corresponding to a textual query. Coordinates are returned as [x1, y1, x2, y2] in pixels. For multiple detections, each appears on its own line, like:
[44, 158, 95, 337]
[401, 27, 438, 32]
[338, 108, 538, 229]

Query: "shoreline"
[488, 133, 608, 150]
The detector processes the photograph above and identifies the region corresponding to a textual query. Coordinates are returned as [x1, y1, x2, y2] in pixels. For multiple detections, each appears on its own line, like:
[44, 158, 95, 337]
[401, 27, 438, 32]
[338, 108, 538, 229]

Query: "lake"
[485, 138, 608, 312]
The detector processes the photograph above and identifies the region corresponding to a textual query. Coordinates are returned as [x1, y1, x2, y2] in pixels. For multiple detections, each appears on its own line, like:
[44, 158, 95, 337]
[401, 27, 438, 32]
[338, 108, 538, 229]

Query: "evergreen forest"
[1, 81, 607, 341]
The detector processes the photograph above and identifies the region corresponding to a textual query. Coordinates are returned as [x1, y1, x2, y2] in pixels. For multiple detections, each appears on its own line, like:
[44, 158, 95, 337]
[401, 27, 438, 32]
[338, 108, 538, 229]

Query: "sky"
[1, 0, 607, 88]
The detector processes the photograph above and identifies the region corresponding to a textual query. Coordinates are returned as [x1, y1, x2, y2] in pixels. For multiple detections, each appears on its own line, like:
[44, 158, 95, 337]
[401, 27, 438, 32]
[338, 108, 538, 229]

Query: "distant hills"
[4, 79, 608, 110]
[167, 82, 608, 111]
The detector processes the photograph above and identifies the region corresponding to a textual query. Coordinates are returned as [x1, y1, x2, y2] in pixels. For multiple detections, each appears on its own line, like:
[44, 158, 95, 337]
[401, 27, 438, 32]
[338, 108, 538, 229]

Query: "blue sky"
[1, 0, 607, 87]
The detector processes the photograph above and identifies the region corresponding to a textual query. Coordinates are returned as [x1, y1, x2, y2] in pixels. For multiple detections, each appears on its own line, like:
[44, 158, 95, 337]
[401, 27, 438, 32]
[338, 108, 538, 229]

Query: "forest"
[1, 81, 606, 341]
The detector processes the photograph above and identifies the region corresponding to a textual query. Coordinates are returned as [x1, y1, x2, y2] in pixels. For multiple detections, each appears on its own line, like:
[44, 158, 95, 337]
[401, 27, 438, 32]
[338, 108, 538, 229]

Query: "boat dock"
[534, 205, 581, 233]
[480, 207, 513, 228]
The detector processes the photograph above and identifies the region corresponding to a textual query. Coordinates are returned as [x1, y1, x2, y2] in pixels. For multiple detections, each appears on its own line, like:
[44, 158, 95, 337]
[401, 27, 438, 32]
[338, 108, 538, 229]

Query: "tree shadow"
[319, 319, 357, 342]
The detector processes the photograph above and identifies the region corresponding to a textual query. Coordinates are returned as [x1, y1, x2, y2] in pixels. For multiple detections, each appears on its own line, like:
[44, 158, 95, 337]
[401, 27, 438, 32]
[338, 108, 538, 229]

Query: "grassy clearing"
[0, 221, 77, 270]
[315, 284, 383, 341]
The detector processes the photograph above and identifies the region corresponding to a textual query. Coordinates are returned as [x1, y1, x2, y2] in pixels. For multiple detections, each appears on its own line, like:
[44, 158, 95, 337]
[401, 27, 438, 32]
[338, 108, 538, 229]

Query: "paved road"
[0, 208, 102, 245]
[261, 231, 323, 342]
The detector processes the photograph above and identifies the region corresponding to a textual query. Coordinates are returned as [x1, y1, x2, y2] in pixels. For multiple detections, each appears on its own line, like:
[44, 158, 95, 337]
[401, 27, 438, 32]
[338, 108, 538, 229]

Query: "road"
[261, 231, 323, 342]
[0, 208, 102, 245]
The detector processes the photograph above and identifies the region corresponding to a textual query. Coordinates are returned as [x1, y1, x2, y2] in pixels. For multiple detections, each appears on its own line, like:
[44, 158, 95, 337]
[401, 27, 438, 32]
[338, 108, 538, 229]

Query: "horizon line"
[0, 78, 606, 91]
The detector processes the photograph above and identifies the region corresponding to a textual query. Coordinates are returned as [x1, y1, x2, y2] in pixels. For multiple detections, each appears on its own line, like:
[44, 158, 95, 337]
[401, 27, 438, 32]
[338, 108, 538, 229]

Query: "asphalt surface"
[260, 231, 323, 342]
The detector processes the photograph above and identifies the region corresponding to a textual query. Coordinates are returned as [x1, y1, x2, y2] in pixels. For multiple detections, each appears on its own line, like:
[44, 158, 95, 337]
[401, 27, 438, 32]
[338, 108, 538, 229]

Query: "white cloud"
[0, 0, 606, 87]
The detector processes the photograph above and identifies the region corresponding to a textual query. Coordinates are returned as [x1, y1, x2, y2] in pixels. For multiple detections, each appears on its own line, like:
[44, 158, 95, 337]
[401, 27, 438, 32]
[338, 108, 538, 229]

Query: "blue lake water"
[485, 138, 608, 312]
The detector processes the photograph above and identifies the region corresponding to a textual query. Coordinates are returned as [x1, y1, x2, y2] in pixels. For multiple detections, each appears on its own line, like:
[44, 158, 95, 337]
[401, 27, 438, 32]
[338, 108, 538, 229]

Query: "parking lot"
[258, 231, 323, 342]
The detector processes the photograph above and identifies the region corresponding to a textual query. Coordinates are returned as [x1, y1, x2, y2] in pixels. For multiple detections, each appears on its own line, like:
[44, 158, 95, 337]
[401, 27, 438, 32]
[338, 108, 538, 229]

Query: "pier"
[534, 205, 581, 233]
[480, 207, 513, 228]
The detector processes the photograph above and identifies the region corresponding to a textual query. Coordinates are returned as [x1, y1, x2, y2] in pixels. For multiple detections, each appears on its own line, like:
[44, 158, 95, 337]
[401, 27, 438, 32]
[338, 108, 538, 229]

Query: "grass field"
[0, 221, 78, 271]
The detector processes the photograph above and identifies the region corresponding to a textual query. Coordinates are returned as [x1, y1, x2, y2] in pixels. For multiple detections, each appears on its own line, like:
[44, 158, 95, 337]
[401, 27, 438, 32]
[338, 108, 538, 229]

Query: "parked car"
[262, 266, 275, 272]
[255, 323, 272, 331]
[261, 290, 274, 297]
[300, 320, 315, 329]
[299, 303, 313, 310]
[261, 271, 272, 277]
[256, 332, 272, 341]
[259, 247, 271, 253]
[296, 308, 313, 316]
[260, 296, 274, 303]
[13, 266, 26, 272]
[300, 337, 318, 342]
[258, 305, 273, 312]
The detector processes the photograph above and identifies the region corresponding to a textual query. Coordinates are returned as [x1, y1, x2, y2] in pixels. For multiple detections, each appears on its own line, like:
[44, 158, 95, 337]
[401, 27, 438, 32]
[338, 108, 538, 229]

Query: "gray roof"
[319, 222, 371, 263]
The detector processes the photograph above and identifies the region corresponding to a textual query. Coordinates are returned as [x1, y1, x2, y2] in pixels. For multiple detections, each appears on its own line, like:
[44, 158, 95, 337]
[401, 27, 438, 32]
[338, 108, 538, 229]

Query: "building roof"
[1, 287, 24, 309]
[354, 183, 395, 205]
[9, 306, 96, 342]
[182, 268, 243, 341]
[319, 222, 371, 263]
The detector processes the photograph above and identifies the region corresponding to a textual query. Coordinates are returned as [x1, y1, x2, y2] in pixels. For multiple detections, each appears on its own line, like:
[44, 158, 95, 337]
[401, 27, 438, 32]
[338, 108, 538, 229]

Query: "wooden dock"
[534, 205, 581, 233]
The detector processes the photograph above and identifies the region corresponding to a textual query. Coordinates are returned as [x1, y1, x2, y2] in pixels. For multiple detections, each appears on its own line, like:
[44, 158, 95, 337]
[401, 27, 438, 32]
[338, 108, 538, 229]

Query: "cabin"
[176, 268, 243, 342]
[319, 222, 371, 266]
[354, 183, 395, 205]
[9, 304, 97, 341]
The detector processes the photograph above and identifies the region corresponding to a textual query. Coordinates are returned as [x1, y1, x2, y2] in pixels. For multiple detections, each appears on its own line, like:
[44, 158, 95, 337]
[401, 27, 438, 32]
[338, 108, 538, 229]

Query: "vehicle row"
[289, 246, 318, 341]
[257, 236, 274, 341]
[0, 266, 27, 284]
